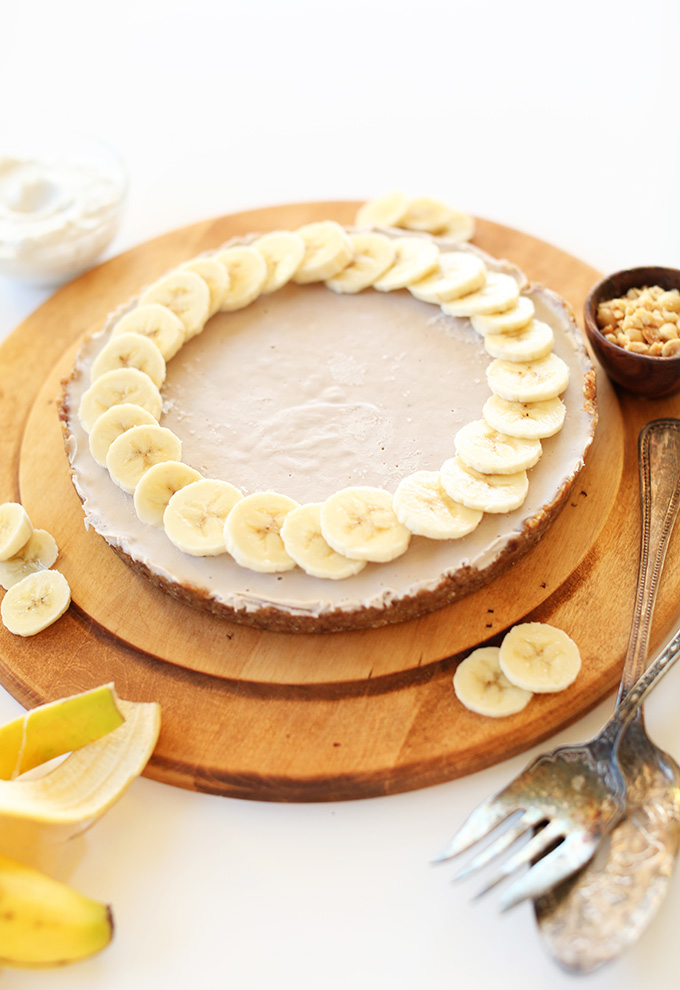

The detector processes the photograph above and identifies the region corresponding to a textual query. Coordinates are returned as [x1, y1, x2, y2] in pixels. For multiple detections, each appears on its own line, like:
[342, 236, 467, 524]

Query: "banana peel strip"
[0, 683, 125, 780]
[0, 691, 161, 833]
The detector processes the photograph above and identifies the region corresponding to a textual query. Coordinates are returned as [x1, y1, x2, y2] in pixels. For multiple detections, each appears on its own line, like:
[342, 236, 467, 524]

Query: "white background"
[1, 1, 680, 987]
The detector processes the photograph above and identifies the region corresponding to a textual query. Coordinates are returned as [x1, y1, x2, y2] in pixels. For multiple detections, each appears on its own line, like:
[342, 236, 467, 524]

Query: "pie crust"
[59, 229, 597, 633]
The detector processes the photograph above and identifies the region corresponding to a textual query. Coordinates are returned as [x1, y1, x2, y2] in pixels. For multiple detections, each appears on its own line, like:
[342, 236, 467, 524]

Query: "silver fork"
[432, 622, 680, 910]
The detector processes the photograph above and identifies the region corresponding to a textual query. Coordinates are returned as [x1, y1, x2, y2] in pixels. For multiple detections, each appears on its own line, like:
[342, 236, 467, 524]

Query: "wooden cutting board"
[1, 201, 679, 801]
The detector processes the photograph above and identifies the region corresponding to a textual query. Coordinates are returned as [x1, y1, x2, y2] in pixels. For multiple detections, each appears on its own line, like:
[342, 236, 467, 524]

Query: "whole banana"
[0, 852, 113, 967]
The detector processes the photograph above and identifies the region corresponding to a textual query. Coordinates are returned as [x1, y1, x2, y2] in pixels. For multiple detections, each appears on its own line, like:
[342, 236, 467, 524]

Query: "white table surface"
[2, 1, 680, 987]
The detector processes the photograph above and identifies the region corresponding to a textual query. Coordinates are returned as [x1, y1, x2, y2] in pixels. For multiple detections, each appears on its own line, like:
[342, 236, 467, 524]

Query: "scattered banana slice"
[252, 230, 306, 294]
[179, 257, 230, 316]
[483, 320, 554, 363]
[216, 245, 268, 311]
[320, 486, 411, 563]
[293, 221, 354, 284]
[440, 210, 476, 244]
[224, 491, 299, 572]
[441, 271, 520, 317]
[471, 296, 535, 336]
[499, 622, 582, 693]
[110, 303, 186, 361]
[487, 352, 570, 403]
[0, 530, 58, 591]
[408, 251, 487, 304]
[106, 424, 182, 495]
[482, 394, 567, 440]
[1, 570, 71, 637]
[88, 402, 159, 468]
[355, 190, 409, 229]
[0, 684, 124, 781]
[401, 196, 455, 233]
[0, 853, 113, 967]
[90, 331, 166, 389]
[138, 270, 211, 340]
[78, 367, 162, 434]
[454, 420, 542, 475]
[0, 502, 33, 562]
[393, 471, 483, 539]
[454, 646, 533, 717]
[280, 502, 366, 579]
[133, 460, 203, 526]
[441, 456, 529, 514]
[325, 232, 396, 294]
[373, 237, 439, 292]
[164, 478, 243, 556]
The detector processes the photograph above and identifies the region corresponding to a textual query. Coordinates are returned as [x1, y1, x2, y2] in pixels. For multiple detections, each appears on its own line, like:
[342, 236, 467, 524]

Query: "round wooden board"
[2, 201, 678, 802]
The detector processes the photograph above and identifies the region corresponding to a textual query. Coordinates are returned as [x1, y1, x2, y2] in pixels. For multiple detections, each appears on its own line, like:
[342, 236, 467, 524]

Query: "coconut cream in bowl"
[0, 130, 127, 285]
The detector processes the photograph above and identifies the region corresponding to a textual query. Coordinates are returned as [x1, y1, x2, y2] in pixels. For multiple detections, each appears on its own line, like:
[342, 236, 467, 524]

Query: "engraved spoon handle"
[618, 419, 680, 701]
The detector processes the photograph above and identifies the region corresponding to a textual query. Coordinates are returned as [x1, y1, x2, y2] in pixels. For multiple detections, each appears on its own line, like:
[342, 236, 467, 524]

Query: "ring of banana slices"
[73, 217, 576, 582]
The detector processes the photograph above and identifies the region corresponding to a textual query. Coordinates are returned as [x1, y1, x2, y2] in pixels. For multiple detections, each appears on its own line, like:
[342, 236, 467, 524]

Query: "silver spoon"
[534, 418, 680, 972]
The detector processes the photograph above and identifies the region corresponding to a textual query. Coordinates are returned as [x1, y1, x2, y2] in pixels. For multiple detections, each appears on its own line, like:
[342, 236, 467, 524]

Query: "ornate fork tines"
[434, 741, 630, 908]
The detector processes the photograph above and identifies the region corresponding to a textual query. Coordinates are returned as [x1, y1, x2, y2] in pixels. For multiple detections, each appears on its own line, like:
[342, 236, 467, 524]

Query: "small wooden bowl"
[583, 266, 680, 397]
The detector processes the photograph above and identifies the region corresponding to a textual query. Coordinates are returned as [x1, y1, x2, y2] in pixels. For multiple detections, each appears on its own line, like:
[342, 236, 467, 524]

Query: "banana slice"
[408, 251, 487, 304]
[164, 478, 243, 556]
[280, 502, 366, 579]
[325, 232, 396, 294]
[0, 853, 113, 967]
[224, 491, 299, 572]
[483, 320, 554, 363]
[454, 420, 542, 475]
[441, 455, 529, 514]
[499, 622, 582, 693]
[487, 353, 570, 403]
[252, 230, 306, 294]
[1, 570, 70, 636]
[0, 502, 33, 562]
[78, 367, 162, 434]
[110, 303, 186, 361]
[401, 196, 455, 233]
[216, 245, 268, 311]
[320, 486, 411, 562]
[393, 471, 483, 539]
[139, 270, 210, 340]
[106, 424, 182, 495]
[0, 530, 58, 591]
[90, 331, 166, 389]
[440, 210, 476, 244]
[471, 296, 535, 336]
[133, 460, 203, 526]
[373, 237, 440, 292]
[355, 190, 409, 228]
[179, 257, 230, 316]
[88, 402, 159, 467]
[441, 271, 520, 317]
[293, 221, 354, 284]
[453, 646, 533, 717]
[482, 393, 566, 440]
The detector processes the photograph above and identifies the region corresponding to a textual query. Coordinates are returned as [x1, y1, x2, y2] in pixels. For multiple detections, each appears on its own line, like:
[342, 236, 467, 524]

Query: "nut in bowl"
[584, 266, 680, 398]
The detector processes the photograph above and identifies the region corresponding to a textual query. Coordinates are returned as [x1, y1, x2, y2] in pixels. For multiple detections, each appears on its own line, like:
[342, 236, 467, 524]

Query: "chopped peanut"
[597, 285, 680, 357]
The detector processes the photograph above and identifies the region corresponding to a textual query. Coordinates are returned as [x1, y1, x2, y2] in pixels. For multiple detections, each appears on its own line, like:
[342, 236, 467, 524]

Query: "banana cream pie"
[60, 222, 597, 632]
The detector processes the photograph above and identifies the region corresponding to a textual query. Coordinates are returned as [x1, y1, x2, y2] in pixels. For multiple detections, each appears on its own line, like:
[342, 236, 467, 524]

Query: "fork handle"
[618, 419, 680, 703]
[601, 624, 680, 746]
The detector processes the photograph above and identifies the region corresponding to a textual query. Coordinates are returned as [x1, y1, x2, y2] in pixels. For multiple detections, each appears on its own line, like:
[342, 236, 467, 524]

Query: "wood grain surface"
[1, 202, 678, 802]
